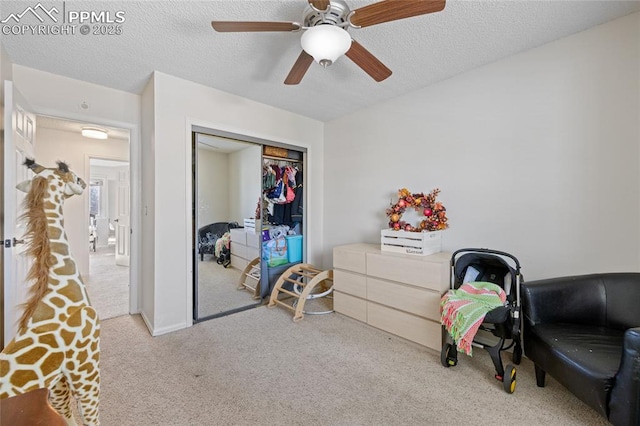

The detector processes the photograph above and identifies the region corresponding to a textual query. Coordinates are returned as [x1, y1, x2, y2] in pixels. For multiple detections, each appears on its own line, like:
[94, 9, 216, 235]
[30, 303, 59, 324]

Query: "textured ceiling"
[2, 0, 639, 122]
[37, 115, 130, 140]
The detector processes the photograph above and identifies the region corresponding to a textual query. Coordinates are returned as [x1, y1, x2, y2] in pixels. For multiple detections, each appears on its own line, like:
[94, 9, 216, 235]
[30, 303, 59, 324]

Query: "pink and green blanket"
[440, 281, 506, 356]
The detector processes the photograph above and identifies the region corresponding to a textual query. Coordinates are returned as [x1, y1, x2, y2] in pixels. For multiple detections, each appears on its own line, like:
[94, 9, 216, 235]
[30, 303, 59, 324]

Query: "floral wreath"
[386, 188, 449, 232]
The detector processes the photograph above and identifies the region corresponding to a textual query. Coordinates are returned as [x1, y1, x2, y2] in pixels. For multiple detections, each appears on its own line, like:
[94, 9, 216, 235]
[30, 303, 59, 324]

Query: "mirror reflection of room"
[195, 133, 262, 320]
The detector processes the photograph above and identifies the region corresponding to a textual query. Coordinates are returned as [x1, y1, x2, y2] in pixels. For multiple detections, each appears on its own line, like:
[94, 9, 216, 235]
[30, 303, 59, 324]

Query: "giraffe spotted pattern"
[1, 160, 101, 425]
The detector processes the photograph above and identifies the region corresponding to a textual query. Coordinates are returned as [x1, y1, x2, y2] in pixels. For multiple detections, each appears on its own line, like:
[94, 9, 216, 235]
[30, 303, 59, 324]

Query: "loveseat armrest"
[521, 275, 607, 327]
[608, 327, 640, 426]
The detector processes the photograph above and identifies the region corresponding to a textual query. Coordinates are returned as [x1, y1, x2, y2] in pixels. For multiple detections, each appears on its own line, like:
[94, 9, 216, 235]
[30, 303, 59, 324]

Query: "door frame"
[35, 109, 141, 316]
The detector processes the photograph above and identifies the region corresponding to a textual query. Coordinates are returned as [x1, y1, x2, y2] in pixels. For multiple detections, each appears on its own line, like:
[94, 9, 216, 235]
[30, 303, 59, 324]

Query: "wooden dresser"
[333, 243, 450, 351]
[230, 228, 261, 270]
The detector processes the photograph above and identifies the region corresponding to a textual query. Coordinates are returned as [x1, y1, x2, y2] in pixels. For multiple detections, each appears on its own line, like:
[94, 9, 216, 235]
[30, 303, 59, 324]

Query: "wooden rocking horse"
[0, 159, 101, 425]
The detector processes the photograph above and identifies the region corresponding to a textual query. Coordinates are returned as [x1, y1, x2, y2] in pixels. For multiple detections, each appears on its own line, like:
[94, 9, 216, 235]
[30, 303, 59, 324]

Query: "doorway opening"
[87, 157, 131, 320]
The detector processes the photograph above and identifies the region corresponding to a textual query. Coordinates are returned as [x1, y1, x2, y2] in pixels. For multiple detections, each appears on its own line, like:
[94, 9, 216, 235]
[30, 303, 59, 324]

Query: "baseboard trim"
[151, 323, 188, 336]
[140, 311, 154, 336]
[139, 310, 188, 336]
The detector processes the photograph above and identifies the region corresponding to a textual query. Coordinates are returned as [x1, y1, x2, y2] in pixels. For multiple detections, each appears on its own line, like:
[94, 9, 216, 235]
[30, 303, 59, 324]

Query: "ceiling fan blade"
[345, 40, 392, 82]
[211, 21, 300, 32]
[284, 51, 314, 85]
[308, 0, 331, 12]
[350, 0, 445, 28]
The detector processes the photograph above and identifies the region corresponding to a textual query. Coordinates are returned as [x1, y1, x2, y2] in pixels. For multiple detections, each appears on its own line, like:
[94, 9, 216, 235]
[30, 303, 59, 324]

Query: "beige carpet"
[197, 260, 260, 318]
[85, 246, 129, 320]
[98, 309, 608, 426]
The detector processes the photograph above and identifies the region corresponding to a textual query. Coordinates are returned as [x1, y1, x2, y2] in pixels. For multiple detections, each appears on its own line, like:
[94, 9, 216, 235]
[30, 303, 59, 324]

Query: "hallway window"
[90, 180, 103, 216]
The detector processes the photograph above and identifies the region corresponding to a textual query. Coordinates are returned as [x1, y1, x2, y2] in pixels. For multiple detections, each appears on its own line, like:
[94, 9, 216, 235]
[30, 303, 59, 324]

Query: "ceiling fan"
[211, 0, 446, 85]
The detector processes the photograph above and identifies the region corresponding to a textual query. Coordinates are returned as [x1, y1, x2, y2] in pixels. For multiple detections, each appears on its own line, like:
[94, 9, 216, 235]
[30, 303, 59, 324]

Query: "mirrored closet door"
[193, 132, 262, 321]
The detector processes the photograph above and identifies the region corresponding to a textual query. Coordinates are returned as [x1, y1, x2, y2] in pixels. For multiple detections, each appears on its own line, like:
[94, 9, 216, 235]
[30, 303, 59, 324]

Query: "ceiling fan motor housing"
[303, 0, 351, 27]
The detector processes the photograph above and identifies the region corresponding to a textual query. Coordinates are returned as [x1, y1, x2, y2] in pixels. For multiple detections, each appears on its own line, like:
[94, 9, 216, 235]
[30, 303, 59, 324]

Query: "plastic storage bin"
[286, 235, 303, 263]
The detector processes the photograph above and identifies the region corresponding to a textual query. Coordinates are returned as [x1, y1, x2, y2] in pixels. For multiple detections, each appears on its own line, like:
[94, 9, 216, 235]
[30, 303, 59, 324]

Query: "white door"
[2, 81, 35, 346]
[114, 166, 130, 267]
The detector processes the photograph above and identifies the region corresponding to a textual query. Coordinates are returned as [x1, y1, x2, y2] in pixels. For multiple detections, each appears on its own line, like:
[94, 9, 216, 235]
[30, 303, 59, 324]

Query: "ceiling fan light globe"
[301, 25, 351, 66]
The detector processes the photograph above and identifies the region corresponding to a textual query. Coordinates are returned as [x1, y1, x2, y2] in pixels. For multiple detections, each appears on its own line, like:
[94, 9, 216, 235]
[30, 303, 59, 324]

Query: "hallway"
[85, 245, 129, 320]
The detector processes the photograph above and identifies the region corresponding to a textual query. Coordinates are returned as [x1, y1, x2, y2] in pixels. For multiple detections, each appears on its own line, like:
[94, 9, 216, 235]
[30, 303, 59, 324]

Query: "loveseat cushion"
[609, 327, 640, 426]
[601, 273, 640, 329]
[527, 323, 624, 418]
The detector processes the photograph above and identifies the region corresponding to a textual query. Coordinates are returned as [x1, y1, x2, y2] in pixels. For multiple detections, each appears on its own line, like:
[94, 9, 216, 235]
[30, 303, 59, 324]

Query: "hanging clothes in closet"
[260, 154, 305, 299]
[262, 161, 303, 229]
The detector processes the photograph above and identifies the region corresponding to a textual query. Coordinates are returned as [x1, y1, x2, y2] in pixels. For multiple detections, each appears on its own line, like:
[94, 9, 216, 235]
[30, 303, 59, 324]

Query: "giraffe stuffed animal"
[0, 159, 101, 425]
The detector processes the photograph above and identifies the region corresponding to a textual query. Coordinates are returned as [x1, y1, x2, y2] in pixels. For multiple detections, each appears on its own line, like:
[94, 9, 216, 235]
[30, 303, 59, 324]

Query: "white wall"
[229, 145, 262, 224]
[197, 147, 229, 227]
[324, 12, 640, 280]
[197, 143, 261, 231]
[147, 71, 323, 335]
[35, 127, 129, 277]
[12, 65, 139, 127]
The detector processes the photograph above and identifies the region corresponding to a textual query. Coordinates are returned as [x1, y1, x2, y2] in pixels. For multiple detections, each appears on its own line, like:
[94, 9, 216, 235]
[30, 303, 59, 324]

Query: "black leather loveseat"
[521, 273, 640, 426]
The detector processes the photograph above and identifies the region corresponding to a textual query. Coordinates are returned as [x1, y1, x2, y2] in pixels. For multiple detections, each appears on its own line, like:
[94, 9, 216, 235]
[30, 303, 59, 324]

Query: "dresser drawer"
[246, 247, 260, 261]
[230, 228, 247, 245]
[366, 252, 449, 292]
[230, 254, 247, 270]
[367, 302, 442, 350]
[333, 246, 367, 274]
[334, 270, 366, 299]
[231, 243, 247, 260]
[367, 277, 442, 321]
[246, 231, 261, 248]
[334, 292, 367, 323]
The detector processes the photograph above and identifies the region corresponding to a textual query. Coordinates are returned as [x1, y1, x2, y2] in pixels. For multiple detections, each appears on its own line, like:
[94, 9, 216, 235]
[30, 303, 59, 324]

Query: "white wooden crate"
[380, 229, 442, 256]
[243, 218, 256, 231]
